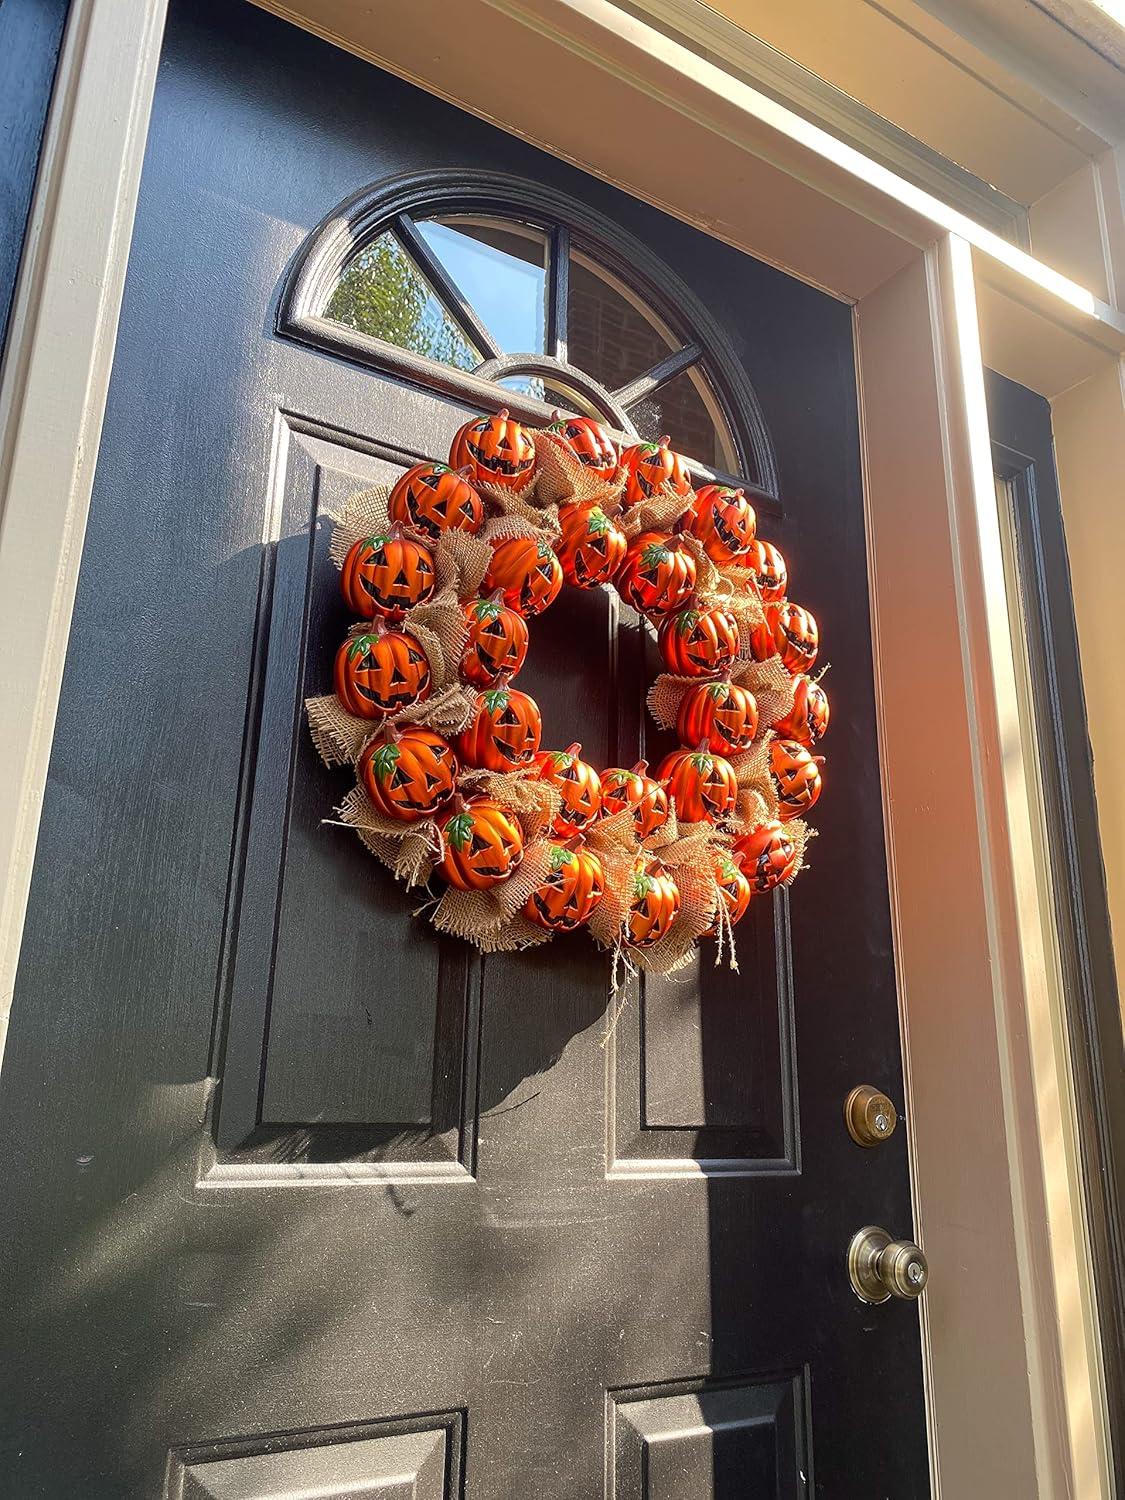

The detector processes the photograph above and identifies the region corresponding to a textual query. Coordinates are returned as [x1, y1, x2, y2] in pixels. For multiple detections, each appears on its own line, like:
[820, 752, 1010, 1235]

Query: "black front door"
[0, 2, 929, 1495]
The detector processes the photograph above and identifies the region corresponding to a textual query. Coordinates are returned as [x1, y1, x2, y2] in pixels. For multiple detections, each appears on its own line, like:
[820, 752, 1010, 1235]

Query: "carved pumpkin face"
[600, 761, 670, 838]
[340, 527, 437, 620]
[437, 798, 524, 890]
[359, 726, 459, 823]
[657, 745, 738, 823]
[387, 462, 484, 538]
[676, 679, 759, 754]
[333, 623, 432, 719]
[460, 593, 529, 687]
[773, 674, 829, 746]
[449, 408, 535, 489]
[769, 737, 824, 821]
[743, 538, 788, 602]
[523, 842, 606, 931]
[484, 535, 564, 617]
[533, 742, 603, 836]
[546, 416, 618, 482]
[732, 819, 799, 893]
[686, 485, 757, 564]
[616, 531, 697, 616]
[618, 437, 692, 507]
[556, 502, 627, 588]
[626, 858, 681, 947]
[457, 686, 542, 771]
[704, 851, 752, 934]
[658, 604, 740, 677]
[770, 601, 819, 675]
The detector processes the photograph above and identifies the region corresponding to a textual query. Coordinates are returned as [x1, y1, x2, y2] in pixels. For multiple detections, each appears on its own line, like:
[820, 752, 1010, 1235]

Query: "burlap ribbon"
[585, 806, 644, 950]
[533, 429, 627, 511]
[617, 480, 696, 538]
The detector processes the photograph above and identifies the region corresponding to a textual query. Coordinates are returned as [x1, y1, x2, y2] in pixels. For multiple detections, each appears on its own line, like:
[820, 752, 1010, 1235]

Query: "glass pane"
[497, 372, 602, 417]
[628, 365, 738, 471]
[418, 217, 548, 354]
[567, 251, 679, 391]
[324, 231, 478, 371]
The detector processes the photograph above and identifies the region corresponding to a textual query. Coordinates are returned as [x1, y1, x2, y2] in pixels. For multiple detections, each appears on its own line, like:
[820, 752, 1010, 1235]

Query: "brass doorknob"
[848, 1225, 928, 1304]
[844, 1084, 897, 1145]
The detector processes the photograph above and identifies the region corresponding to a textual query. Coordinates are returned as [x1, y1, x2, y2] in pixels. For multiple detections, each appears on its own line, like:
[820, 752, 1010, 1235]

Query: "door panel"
[0, 1, 928, 1495]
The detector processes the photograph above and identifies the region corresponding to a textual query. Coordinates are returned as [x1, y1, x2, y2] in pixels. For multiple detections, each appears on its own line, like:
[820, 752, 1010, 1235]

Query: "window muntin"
[320, 206, 745, 477]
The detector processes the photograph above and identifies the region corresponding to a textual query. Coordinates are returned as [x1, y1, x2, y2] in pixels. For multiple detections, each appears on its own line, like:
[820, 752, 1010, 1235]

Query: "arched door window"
[280, 172, 777, 497]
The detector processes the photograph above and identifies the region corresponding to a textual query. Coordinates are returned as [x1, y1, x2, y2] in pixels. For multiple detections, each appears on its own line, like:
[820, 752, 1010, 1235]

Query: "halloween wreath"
[306, 410, 828, 977]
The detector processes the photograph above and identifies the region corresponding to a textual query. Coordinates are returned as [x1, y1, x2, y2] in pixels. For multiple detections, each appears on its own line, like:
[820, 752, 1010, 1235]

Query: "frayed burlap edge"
[618, 480, 695, 538]
[533, 429, 627, 511]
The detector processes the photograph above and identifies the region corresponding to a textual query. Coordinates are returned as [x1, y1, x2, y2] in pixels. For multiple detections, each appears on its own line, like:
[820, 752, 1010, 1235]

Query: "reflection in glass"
[566, 251, 679, 392]
[628, 366, 738, 471]
[419, 217, 548, 355]
[325, 232, 478, 370]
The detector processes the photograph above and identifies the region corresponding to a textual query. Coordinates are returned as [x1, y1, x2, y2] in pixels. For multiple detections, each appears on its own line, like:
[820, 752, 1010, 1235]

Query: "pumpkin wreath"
[306, 410, 829, 977]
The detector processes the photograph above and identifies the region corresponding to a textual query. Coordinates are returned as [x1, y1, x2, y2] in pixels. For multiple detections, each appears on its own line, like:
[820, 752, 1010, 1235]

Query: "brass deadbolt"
[844, 1084, 897, 1146]
[848, 1225, 929, 1304]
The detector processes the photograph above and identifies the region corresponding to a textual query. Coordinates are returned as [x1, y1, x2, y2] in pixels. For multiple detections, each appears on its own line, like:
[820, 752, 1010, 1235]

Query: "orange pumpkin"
[676, 679, 759, 755]
[732, 819, 799, 893]
[770, 600, 819, 675]
[746, 614, 778, 663]
[523, 841, 606, 931]
[658, 603, 740, 677]
[484, 534, 564, 617]
[533, 742, 603, 836]
[387, 462, 483, 538]
[458, 685, 542, 771]
[340, 525, 437, 620]
[460, 592, 529, 687]
[333, 622, 432, 719]
[450, 408, 535, 490]
[618, 436, 692, 507]
[658, 745, 738, 823]
[545, 415, 618, 482]
[359, 726, 458, 822]
[625, 858, 681, 947]
[599, 760, 670, 838]
[437, 797, 524, 890]
[686, 484, 756, 564]
[616, 531, 697, 616]
[743, 538, 788, 602]
[556, 502, 627, 587]
[773, 673, 830, 746]
[705, 850, 753, 934]
[769, 737, 824, 821]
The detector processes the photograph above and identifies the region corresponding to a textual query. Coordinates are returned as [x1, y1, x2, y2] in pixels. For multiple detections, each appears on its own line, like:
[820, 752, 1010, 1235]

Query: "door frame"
[0, 0, 1117, 1495]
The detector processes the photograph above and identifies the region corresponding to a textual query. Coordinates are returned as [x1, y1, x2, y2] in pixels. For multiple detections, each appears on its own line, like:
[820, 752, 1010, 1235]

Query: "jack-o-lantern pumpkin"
[556, 502, 627, 587]
[686, 485, 757, 564]
[658, 745, 738, 823]
[616, 531, 697, 616]
[458, 685, 542, 771]
[618, 436, 693, 507]
[545, 415, 618, 482]
[626, 858, 681, 947]
[340, 525, 437, 620]
[743, 538, 788, 602]
[773, 673, 830, 746]
[333, 621, 432, 719]
[387, 462, 483, 538]
[359, 725, 458, 822]
[523, 841, 606, 931]
[533, 742, 603, 836]
[437, 797, 524, 890]
[658, 603, 740, 677]
[600, 760, 670, 838]
[732, 819, 799, 893]
[769, 737, 824, 821]
[770, 601, 819, 675]
[460, 592, 529, 687]
[745, 612, 777, 662]
[705, 850, 752, 934]
[449, 408, 535, 490]
[484, 534, 564, 617]
[676, 679, 759, 754]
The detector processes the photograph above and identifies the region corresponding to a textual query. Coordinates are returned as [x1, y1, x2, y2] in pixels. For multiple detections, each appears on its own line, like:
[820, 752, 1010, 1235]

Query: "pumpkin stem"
[658, 434, 671, 448]
[497, 407, 510, 420]
[629, 760, 649, 776]
[564, 742, 582, 759]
